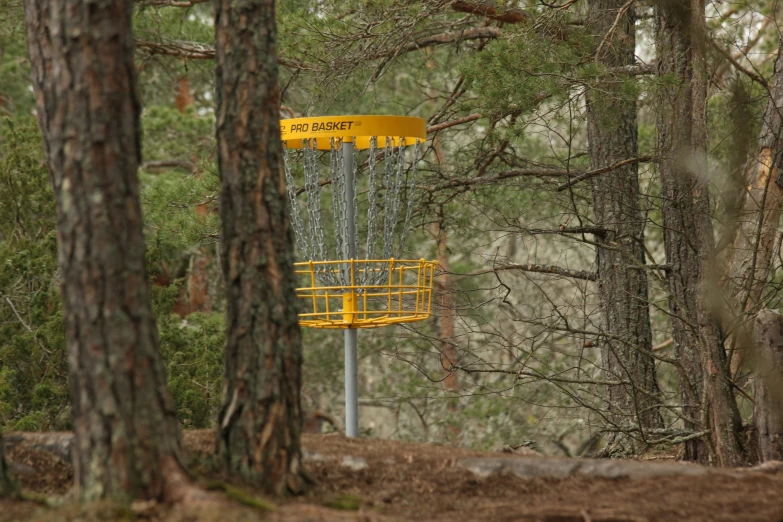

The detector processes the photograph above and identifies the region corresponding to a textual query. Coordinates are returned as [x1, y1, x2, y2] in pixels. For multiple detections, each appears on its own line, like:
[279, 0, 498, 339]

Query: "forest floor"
[2, 430, 783, 522]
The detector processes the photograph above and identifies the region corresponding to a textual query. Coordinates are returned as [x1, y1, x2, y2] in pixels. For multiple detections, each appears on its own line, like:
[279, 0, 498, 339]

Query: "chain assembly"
[284, 135, 420, 288]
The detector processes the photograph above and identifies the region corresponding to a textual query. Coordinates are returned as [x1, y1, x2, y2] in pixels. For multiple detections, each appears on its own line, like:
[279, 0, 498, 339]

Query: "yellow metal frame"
[295, 259, 437, 329]
[281, 115, 427, 150]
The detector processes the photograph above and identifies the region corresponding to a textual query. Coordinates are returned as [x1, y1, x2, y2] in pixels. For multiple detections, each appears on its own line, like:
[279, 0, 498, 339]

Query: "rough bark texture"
[0, 432, 16, 498]
[587, 0, 662, 435]
[724, 36, 783, 366]
[24, 0, 188, 501]
[213, 0, 306, 495]
[435, 220, 459, 393]
[754, 310, 783, 462]
[655, 0, 744, 465]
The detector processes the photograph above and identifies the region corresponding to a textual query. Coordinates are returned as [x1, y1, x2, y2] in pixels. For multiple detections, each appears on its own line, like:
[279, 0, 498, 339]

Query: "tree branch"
[139, 0, 208, 7]
[609, 63, 656, 75]
[427, 113, 483, 133]
[451, 0, 527, 24]
[456, 263, 598, 281]
[136, 39, 307, 70]
[141, 160, 198, 173]
[556, 155, 654, 191]
[709, 38, 768, 88]
[423, 167, 574, 192]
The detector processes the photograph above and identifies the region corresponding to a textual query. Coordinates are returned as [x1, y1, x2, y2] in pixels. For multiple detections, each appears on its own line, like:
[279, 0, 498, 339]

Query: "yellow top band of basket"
[281, 115, 426, 150]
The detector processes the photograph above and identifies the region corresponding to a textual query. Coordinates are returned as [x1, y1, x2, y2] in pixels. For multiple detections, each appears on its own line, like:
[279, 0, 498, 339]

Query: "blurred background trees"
[2, 0, 783, 465]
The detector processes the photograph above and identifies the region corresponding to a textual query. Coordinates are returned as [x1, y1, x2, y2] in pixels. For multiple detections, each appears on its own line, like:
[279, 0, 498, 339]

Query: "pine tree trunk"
[754, 310, 783, 462]
[0, 432, 16, 498]
[24, 0, 189, 501]
[655, 0, 744, 465]
[434, 219, 459, 393]
[213, 0, 306, 495]
[724, 35, 783, 367]
[587, 0, 662, 436]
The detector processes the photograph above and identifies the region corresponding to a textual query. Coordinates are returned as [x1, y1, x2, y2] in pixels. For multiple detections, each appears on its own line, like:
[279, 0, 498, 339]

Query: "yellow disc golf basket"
[282, 115, 434, 436]
[295, 258, 436, 329]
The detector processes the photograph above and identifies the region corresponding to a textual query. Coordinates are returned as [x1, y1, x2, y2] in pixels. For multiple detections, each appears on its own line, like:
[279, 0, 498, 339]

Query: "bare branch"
[594, 0, 635, 62]
[426, 113, 483, 133]
[709, 38, 768, 88]
[141, 160, 198, 173]
[424, 167, 573, 192]
[139, 0, 208, 7]
[609, 63, 656, 75]
[393, 26, 502, 55]
[556, 155, 654, 191]
[456, 263, 598, 281]
[136, 39, 307, 70]
[451, 0, 528, 24]
[137, 39, 214, 59]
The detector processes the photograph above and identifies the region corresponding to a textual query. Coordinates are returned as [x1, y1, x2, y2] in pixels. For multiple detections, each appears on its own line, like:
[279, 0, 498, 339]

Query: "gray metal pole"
[342, 142, 359, 437]
[344, 328, 358, 437]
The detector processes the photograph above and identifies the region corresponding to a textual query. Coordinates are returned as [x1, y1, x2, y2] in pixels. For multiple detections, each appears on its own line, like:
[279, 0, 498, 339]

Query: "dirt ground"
[2, 430, 783, 522]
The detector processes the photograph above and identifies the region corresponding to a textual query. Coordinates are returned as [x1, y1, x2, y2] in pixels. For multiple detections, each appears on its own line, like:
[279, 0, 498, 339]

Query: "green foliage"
[142, 105, 215, 162]
[0, 118, 66, 431]
[0, 115, 224, 430]
[0, 0, 34, 115]
[157, 311, 225, 429]
[142, 168, 219, 266]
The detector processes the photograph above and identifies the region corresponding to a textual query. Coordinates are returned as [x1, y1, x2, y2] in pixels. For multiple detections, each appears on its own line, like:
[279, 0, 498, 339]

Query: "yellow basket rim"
[294, 258, 437, 266]
[281, 115, 427, 151]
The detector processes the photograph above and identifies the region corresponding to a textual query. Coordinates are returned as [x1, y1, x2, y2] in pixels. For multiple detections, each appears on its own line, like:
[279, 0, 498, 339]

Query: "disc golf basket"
[281, 115, 435, 437]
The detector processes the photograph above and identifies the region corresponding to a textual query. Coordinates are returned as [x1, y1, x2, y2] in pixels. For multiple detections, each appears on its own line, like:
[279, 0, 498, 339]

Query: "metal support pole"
[344, 328, 358, 437]
[342, 141, 359, 437]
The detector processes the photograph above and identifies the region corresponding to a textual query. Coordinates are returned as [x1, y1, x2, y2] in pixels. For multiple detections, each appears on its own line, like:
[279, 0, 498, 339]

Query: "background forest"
[1, 0, 782, 463]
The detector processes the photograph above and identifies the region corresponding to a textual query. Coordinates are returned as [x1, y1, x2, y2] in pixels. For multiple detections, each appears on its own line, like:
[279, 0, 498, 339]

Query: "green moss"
[203, 481, 276, 512]
[324, 493, 364, 511]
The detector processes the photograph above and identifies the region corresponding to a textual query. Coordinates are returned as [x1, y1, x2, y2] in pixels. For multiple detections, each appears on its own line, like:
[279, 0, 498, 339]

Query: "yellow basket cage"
[295, 258, 437, 329]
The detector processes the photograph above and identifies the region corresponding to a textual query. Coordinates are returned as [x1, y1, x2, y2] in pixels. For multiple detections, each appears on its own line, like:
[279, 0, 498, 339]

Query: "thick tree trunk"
[587, 0, 662, 436]
[754, 310, 783, 462]
[0, 432, 16, 498]
[25, 0, 189, 501]
[655, 0, 744, 465]
[724, 36, 783, 369]
[213, 0, 306, 495]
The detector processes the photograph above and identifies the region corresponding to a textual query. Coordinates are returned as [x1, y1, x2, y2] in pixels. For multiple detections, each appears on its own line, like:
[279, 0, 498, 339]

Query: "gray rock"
[340, 455, 369, 471]
[457, 456, 747, 481]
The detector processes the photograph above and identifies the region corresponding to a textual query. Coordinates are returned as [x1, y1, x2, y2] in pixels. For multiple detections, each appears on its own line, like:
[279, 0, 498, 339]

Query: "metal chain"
[330, 138, 344, 266]
[363, 137, 379, 285]
[284, 147, 311, 260]
[381, 137, 395, 261]
[304, 139, 336, 285]
[386, 138, 406, 259]
[396, 139, 420, 258]
[351, 139, 359, 267]
[303, 139, 319, 260]
[283, 133, 420, 288]
[338, 140, 350, 285]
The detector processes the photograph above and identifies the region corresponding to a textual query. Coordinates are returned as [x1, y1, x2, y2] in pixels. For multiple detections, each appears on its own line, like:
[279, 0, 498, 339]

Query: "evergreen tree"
[24, 0, 191, 500]
[213, 0, 307, 494]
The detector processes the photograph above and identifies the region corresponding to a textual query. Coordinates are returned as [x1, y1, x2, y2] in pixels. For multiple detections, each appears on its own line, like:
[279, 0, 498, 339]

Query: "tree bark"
[587, 0, 663, 436]
[0, 432, 16, 498]
[655, 0, 744, 465]
[213, 0, 306, 495]
[724, 35, 783, 369]
[754, 310, 783, 462]
[435, 217, 459, 393]
[25, 0, 189, 501]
